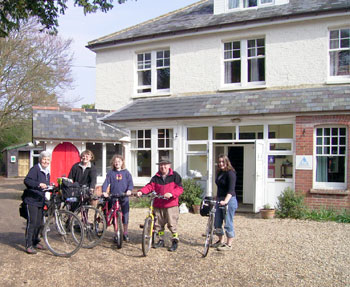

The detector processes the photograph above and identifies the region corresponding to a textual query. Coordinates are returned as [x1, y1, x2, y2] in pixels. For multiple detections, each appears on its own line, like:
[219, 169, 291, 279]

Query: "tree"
[0, 20, 74, 139]
[0, 0, 128, 37]
[82, 103, 96, 109]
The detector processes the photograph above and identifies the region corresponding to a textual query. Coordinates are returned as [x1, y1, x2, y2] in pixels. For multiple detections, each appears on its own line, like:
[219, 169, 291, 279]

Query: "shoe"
[26, 246, 37, 254]
[34, 243, 46, 250]
[168, 240, 178, 252]
[217, 243, 232, 251]
[211, 240, 224, 248]
[123, 234, 130, 242]
[152, 239, 164, 249]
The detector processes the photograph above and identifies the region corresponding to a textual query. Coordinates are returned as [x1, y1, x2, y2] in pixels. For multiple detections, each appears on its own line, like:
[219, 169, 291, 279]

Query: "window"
[106, 143, 122, 172]
[131, 130, 151, 177]
[228, 0, 273, 9]
[315, 127, 346, 187]
[158, 128, 173, 163]
[137, 50, 170, 94]
[329, 28, 350, 77]
[224, 38, 265, 86]
[86, 143, 103, 177]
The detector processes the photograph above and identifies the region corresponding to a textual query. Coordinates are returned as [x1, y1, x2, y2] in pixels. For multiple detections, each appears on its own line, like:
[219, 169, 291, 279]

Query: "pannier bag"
[61, 178, 82, 199]
[200, 196, 213, 217]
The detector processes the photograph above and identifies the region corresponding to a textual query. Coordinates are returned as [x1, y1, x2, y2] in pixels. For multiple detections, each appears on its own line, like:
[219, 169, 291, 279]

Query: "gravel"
[0, 178, 349, 287]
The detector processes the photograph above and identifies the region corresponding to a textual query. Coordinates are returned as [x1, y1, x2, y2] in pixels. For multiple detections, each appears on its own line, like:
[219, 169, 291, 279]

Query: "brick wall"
[295, 115, 350, 210]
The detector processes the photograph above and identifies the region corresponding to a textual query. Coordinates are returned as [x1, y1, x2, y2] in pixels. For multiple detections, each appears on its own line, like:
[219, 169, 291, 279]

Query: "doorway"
[228, 146, 243, 202]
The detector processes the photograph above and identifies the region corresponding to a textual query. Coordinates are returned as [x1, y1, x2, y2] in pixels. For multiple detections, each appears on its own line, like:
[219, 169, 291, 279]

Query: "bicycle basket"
[61, 178, 82, 199]
[200, 196, 213, 217]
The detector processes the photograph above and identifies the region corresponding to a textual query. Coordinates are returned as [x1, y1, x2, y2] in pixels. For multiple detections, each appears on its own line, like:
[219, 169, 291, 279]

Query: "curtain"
[316, 157, 328, 182]
[229, 0, 239, 9]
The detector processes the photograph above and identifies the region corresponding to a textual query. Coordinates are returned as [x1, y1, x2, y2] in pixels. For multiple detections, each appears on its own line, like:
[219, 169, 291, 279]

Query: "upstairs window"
[137, 50, 170, 94]
[329, 28, 350, 77]
[224, 38, 265, 86]
[228, 0, 273, 9]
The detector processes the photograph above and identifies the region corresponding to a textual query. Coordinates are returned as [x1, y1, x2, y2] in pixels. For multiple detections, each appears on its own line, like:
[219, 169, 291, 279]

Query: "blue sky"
[57, 0, 199, 107]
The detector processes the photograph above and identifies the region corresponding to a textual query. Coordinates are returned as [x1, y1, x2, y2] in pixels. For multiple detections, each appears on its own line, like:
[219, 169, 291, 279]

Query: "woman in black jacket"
[23, 151, 51, 254]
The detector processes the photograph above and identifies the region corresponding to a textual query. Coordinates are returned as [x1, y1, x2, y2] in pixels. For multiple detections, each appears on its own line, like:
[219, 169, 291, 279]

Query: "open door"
[254, 140, 265, 212]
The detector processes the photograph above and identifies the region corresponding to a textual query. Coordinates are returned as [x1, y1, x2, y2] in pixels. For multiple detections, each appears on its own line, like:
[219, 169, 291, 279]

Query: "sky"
[57, 0, 199, 108]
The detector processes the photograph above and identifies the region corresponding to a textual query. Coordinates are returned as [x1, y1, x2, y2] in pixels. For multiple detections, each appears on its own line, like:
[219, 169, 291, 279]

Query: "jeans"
[214, 196, 238, 238]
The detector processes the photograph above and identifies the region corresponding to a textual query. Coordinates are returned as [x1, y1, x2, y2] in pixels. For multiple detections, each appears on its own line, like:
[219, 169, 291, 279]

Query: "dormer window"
[228, 0, 273, 10]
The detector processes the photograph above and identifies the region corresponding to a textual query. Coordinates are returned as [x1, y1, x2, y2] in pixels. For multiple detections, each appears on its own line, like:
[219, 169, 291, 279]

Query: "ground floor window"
[86, 143, 103, 176]
[315, 127, 346, 187]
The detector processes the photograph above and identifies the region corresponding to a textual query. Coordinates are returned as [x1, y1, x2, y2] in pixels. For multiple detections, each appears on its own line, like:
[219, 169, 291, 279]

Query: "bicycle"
[202, 199, 227, 257]
[140, 192, 167, 257]
[96, 193, 127, 249]
[42, 185, 85, 257]
[64, 185, 106, 249]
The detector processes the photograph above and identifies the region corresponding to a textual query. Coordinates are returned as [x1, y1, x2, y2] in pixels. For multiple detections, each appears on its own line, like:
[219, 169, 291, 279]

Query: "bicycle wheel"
[43, 210, 84, 257]
[203, 214, 214, 257]
[115, 211, 123, 249]
[75, 205, 106, 249]
[142, 216, 153, 257]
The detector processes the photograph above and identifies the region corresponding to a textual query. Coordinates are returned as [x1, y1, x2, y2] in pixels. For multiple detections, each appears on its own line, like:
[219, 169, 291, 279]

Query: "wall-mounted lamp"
[231, 118, 241, 123]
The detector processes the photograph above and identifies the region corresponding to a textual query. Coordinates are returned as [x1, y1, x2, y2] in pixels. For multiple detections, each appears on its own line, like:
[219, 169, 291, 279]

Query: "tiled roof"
[87, 0, 350, 49]
[102, 85, 350, 122]
[33, 107, 127, 141]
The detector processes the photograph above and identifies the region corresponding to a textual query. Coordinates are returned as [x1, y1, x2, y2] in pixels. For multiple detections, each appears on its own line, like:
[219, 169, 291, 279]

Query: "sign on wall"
[10, 156, 16, 163]
[295, 155, 312, 170]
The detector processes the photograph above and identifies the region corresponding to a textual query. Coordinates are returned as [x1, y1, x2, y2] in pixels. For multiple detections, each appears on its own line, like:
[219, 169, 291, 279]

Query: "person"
[213, 154, 238, 251]
[22, 151, 51, 254]
[137, 156, 183, 252]
[68, 149, 97, 189]
[102, 154, 133, 243]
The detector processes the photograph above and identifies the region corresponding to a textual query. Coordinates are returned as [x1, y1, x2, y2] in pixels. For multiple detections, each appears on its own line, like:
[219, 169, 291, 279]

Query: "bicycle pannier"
[61, 178, 82, 199]
[200, 196, 213, 217]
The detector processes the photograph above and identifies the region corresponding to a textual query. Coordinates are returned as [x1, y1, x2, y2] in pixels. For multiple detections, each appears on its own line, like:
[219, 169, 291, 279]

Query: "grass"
[129, 197, 151, 208]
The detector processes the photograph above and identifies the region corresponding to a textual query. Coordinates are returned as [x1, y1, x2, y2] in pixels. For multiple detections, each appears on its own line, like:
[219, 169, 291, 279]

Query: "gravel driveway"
[0, 177, 349, 287]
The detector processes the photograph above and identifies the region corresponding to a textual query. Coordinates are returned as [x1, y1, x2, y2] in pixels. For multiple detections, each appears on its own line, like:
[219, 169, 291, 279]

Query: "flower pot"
[260, 209, 275, 219]
[192, 204, 201, 214]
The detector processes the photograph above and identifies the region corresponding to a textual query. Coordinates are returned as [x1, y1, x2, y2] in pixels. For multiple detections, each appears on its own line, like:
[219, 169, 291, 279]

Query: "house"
[32, 106, 128, 184]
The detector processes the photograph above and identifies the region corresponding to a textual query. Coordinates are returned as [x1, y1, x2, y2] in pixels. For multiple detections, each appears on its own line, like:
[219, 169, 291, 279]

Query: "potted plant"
[179, 178, 204, 213]
[260, 203, 275, 219]
[192, 197, 202, 214]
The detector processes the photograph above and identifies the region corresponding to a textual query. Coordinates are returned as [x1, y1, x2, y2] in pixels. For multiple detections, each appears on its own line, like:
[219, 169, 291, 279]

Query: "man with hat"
[137, 156, 183, 252]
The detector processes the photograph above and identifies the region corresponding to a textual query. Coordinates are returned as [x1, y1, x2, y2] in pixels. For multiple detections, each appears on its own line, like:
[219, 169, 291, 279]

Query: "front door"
[18, 151, 30, 177]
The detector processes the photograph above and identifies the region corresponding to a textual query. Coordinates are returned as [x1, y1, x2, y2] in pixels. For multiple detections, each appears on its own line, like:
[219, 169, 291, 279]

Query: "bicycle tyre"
[43, 210, 84, 257]
[115, 211, 123, 249]
[203, 213, 214, 257]
[142, 216, 153, 257]
[75, 205, 106, 249]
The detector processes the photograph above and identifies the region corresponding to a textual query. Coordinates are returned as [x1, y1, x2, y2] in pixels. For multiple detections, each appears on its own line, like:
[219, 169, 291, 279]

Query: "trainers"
[217, 243, 232, 251]
[123, 234, 130, 242]
[168, 240, 178, 252]
[34, 243, 46, 250]
[26, 246, 37, 254]
[211, 240, 225, 248]
[152, 239, 164, 249]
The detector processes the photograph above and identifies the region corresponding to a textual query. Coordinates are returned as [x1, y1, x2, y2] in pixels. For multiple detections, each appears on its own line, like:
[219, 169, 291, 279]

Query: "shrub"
[179, 178, 204, 209]
[276, 187, 307, 219]
[129, 197, 150, 208]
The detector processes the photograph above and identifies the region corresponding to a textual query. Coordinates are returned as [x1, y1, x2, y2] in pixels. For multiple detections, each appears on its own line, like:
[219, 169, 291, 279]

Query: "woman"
[213, 154, 238, 251]
[102, 154, 133, 243]
[68, 149, 97, 189]
[23, 151, 51, 254]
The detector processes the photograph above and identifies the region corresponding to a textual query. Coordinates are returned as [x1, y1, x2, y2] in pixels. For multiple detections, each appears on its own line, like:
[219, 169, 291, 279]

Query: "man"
[137, 156, 183, 252]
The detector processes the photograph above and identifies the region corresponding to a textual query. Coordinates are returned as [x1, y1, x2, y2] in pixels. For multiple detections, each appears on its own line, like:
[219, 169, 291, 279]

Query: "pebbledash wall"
[295, 115, 350, 210]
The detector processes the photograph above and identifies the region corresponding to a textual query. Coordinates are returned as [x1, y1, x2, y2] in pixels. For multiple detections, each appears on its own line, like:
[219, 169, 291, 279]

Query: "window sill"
[310, 189, 349, 195]
[218, 85, 266, 92]
[133, 92, 170, 99]
[326, 78, 350, 85]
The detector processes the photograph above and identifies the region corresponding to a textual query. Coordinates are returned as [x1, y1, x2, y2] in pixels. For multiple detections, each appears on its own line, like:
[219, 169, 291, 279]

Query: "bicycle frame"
[99, 194, 124, 231]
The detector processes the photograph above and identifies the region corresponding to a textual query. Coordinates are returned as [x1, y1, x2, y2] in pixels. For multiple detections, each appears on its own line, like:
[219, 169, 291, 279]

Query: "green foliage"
[193, 197, 202, 205]
[262, 203, 274, 210]
[304, 208, 350, 223]
[129, 197, 150, 208]
[179, 178, 204, 209]
[82, 103, 95, 109]
[334, 209, 350, 223]
[0, 0, 128, 37]
[276, 187, 307, 219]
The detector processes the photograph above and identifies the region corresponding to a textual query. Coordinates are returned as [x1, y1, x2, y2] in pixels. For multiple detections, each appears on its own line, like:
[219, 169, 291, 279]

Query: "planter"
[260, 209, 275, 219]
[192, 204, 201, 214]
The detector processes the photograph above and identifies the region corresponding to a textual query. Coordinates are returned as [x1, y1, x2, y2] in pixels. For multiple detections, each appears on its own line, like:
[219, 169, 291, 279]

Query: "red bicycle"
[97, 193, 127, 249]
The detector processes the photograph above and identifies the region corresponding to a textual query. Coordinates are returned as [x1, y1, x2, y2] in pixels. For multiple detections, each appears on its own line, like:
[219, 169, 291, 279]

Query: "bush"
[179, 178, 204, 209]
[276, 187, 307, 219]
[129, 197, 150, 208]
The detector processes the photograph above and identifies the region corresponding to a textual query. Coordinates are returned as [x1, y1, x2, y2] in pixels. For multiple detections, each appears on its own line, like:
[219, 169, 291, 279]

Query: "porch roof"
[87, 0, 350, 49]
[33, 107, 127, 142]
[102, 85, 350, 122]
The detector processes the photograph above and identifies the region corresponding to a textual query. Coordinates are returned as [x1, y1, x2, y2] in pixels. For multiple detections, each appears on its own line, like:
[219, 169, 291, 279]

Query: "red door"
[51, 142, 80, 185]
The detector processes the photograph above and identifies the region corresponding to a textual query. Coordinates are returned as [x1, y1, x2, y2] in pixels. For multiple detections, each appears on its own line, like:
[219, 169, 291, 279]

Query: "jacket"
[68, 162, 97, 188]
[140, 168, 183, 208]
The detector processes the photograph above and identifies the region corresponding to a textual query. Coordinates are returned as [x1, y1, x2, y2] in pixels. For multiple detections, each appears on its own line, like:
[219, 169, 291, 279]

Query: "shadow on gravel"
[0, 192, 22, 200]
[0, 183, 25, 191]
[0, 232, 25, 252]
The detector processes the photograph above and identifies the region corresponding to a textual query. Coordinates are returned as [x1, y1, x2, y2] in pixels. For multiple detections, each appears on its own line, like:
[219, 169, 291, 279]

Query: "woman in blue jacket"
[102, 154, 133, 243]
[23, 151, 51, 254]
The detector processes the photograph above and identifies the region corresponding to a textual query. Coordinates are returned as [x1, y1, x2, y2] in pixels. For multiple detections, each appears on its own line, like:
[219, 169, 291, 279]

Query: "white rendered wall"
[94, 15, 349, 110]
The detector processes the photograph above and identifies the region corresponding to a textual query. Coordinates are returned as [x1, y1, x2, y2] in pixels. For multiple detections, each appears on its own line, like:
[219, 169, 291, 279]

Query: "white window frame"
[227, 0, 274, 10]
[157, 128, 174, 163]
[130, 129, 152, 178]
[328, 27, 350, 82]
[136, 49, 170, 96]
[222, 37, 266, 88]
[313, 126, 347, 190]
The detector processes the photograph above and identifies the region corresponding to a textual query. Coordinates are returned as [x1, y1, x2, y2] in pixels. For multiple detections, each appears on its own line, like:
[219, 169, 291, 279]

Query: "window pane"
[316, 156, 345, 183]
[187, 127, 208, 140]
[248, 58, 265, 82]
[157, 68, 170, 89]
[268, 124, 293, 139]
[270, 143, 292, 151]
[224, 61, 241, 83]
[136, 150, 151, 177]
[213, 126, 236, 140]
[86, 143, 102, 177]
[268, 155, 293, 179]
[188, 144, 207, 152]
[239, 125, 263, 139]
[106, 144, 122, 172]
[187, 155, 208, 178]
